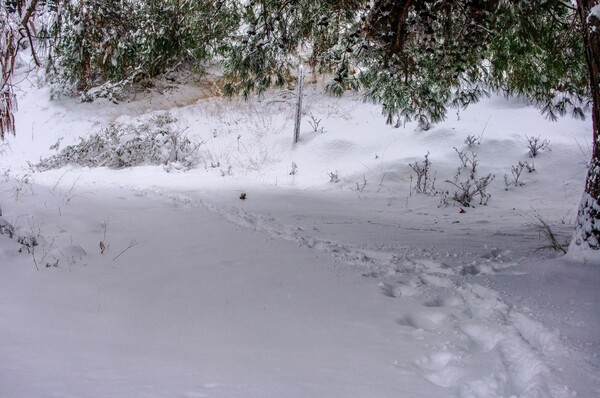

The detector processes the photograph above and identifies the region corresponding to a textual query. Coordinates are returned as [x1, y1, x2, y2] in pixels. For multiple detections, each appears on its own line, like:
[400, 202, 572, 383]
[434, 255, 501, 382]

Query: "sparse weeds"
[464, 134, 481, 149]
[99, 219, 110, 254]
[289, 162, 298, 176]
[216, 97, 291, 138]
[113, 239, 139, 261]
[202, 146, 227, 170]
[308, 113, 325, 133]
[289, 162, 298, 183]
[61, 176, 82, 207]
[16, 216, 55, 271]
[13, 174, 34, 201]
[463, 117, 489, 148]
[328, 171, 340, 183]
[443, 144, 494, 207]
[504, 161, 535, 190]
[406, 148, 492, 207]
[220, 165, 233, 177]
[453, 147, 478, 179]
[324, 102, 354, 120]
[409, 152, 436, 195]
[526, 135, 551, 157]
[355, 175, 367, 192]
[437, 190, 451, 208]
[528, 214, 568, 254]
[349, 175, 368, 198]
[239, 143, 279, 172]
[446, 173, 494, 206]
[0, 140, 12, 157]
[249, 110, 287, 138]
[49, 172, 85, 215]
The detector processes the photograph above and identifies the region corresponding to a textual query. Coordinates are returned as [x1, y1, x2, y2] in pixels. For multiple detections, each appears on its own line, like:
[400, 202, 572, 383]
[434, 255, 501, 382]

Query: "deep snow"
[0, 69, 599, 397]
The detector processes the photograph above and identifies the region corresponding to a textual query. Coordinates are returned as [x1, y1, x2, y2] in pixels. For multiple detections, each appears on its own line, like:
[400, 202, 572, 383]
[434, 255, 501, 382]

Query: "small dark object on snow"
[240, 193, 247, 201]
[459, 208, 466, 214]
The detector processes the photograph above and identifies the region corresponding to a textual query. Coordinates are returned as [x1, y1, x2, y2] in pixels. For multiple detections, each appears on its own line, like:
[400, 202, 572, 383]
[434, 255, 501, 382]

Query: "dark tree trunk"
[1, 0, 39, 140]
[573, 0, 600, 250]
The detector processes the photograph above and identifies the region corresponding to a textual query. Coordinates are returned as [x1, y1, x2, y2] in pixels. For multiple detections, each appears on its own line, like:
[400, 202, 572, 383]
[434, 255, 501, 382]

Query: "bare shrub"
[446, 173, 494, 206]
[504, 161, 536, 190]
[289, 162, 298, 176]
[526, 135, 551, 157]
[464, 134, 481, 148]
[355, 175, 367, 192]
[453, 147, 478, 179]
[99, 219, 110, 254]
[307, 113, 325, 133]
[437, 190, 451, 208]
[409, 152, 436, 195]
[328, 171, 340, 183]
[12, 174, 34, 200]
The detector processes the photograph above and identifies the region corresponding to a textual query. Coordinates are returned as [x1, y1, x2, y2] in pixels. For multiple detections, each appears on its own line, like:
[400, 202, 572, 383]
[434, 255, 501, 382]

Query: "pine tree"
[573, 0, 600, 250]
[223, 0, 600, 251]
[2, 0, 600, 251]
[49, 0, 137, 93]
[48, 0, 237, 96]
[221, 0, 360, 97]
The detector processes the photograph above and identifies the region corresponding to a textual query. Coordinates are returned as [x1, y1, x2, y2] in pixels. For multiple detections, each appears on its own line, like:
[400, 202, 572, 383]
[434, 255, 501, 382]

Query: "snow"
[1, 69, 599, 397]
[590, 5, 600, 21]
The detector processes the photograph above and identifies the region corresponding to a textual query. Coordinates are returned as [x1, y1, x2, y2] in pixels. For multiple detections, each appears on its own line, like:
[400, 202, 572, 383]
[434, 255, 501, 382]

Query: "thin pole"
[293, 62, 304, 144]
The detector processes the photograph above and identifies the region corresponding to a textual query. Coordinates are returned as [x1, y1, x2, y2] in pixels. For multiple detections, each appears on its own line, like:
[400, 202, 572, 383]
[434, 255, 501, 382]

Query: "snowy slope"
[0, 70, 599, 397]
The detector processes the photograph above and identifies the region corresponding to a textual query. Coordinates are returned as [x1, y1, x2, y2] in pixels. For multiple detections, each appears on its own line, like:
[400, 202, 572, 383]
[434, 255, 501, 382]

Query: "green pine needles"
[42, 0, 590, 127]
[220, 0, 589, 127]
[48, 0, 238, 96]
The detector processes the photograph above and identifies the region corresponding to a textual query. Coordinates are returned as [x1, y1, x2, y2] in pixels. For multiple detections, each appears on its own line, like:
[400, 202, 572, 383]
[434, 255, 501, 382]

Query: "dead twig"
[112, 239, 138, 261]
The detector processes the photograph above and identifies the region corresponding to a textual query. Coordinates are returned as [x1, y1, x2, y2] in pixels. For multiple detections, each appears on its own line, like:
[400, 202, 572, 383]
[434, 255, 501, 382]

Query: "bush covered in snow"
[36, 114, 202, 170]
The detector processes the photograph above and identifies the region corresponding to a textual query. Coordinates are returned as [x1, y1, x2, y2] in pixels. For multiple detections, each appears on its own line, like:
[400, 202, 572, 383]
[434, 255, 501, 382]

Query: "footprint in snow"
[460, 323, 505, 353]
[182, 393, 207, 398]
[380, 282, 400, 298]
[419, 274, 455, 288]
[423, 294, 463, 308]
[182, 383, 218, 398]
[378, 278, 423, 297]
[396, 309, 451, 330]
[415, 259, 455, 275]
[415, 350, 459, 371]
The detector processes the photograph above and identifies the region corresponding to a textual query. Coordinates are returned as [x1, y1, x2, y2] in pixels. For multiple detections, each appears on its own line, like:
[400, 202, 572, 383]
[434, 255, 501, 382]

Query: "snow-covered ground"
[0, 70, 599, 397]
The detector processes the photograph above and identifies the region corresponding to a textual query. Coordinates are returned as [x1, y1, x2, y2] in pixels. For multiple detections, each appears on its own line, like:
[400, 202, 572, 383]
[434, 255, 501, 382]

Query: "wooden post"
[293, 62, 304, 144]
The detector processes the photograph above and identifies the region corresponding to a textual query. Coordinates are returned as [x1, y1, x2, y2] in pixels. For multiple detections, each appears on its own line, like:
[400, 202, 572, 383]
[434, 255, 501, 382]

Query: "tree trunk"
[573, 0, 600, 250]
[1, 0, 39, 140]
[79, 1, 91, 91]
